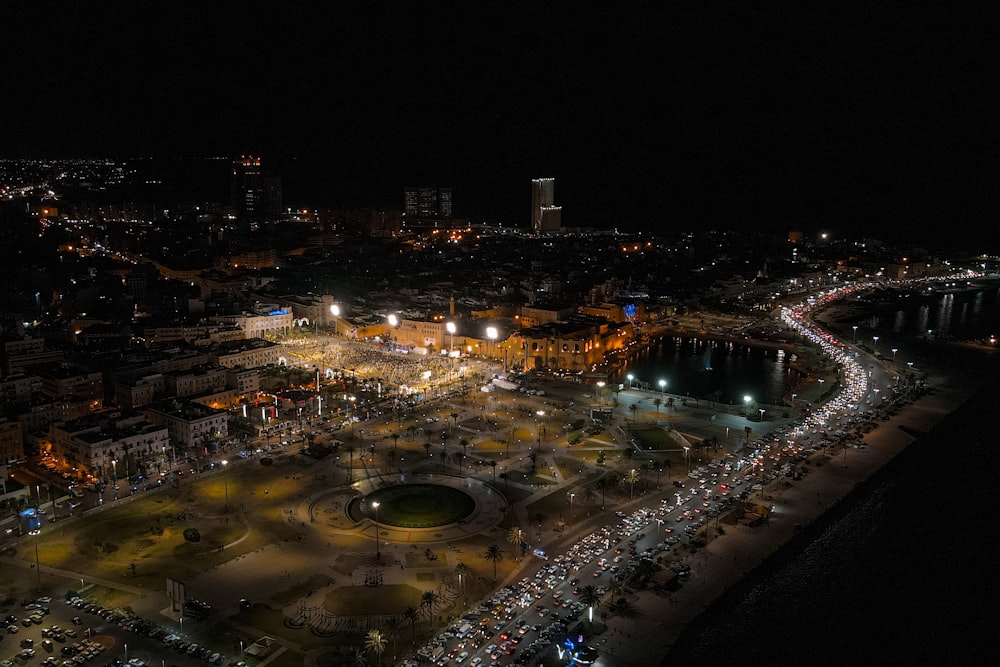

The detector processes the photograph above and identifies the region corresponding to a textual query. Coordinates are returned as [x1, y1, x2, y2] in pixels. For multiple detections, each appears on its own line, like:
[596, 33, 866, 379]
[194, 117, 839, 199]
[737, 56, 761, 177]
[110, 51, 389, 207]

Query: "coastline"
[593, 304, 995, 666]
[661, 372, 999, 665]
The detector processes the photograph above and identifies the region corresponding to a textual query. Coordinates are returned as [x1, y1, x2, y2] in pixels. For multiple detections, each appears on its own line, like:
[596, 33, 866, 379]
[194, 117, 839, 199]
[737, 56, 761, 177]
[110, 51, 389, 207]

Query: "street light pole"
[372, 501, 380, 560]
[872, 335, 880, 356]
[330, 304, 340, 336]
[221, 460, 229, 511]
[568, 492, 575, 525]
[852, 325, 858, 343]
[659, 379, 666, 395]
[627, 374, 633, 389]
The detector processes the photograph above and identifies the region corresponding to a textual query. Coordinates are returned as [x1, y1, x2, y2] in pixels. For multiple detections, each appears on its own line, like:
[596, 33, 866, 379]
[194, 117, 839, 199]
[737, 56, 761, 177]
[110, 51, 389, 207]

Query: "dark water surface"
[613, 338, 797, 406]
[662, 350, 1000, 666]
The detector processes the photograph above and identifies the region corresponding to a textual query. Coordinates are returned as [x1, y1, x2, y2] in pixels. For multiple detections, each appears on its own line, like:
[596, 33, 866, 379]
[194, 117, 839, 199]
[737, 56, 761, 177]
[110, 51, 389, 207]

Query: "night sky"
[3, 3, 997, 245]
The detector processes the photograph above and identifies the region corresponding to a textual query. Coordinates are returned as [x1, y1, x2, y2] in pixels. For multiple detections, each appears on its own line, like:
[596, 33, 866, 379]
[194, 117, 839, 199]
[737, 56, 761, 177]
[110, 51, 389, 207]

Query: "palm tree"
[605, 577, 624, 600]
[528, 450, 538, 472]
[423, 441, 432, 458]
[578, 585, 602, 624]
[438, 449, 447, 469]
[506, 526, 525, 559]
[386, 448, 397, 470]
[390, 433, 400, 449]
[383, 617, 400, 664]
[623, 468, 640, 499]
[450, 412, 459, 429]
[451, 451, 464, 473]
[351, 647, 368, 667]
[596, 477, 611, 510]
[366, 629, 387, 666]
[489, 459, 498, 482]
[455, 562, 472, 590]
[346, 445, 355, 481]
[629, 403, 638, 421]
[653, 397, 662, 422]
[639, 462, 650, 491]
[420, 590, 439, 625]
[484, 544, 503, 582]
[402, 606, 419, 645]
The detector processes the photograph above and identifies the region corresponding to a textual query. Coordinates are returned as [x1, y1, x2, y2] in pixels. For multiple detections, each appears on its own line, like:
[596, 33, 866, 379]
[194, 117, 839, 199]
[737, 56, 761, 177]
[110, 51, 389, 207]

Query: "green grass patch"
[361, 484, 475, 528]
[628, 427, 673, 450]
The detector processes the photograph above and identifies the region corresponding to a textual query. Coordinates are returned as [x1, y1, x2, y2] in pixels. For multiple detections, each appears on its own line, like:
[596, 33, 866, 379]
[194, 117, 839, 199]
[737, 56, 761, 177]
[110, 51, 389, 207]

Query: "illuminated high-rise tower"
[531, 178, 561, 232]
[232, 156, 282, 221]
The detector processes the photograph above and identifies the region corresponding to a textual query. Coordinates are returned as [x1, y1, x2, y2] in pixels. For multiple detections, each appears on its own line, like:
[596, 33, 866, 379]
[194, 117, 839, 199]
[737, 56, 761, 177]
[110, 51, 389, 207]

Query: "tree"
[402, 606, 419, 645]
[459, 438, 469, 457]
[423, 442, 432, 458]
[346, 445, 355, 482]
[390, 433, 400, 449]
[484, 544, 503, 582]
[420, 590, 439, 625]
[653, 397, 662, 421]
[528, 450, 538, 473]
[506, 527, 525, 559]
[623, 468, 640, 498]
[450, 451, 464, 473]
[383, 617, 400, 664]
[351, 647, 368, 667]
[489, 459, 498, 482]
[450, 412, 459, 429]
[629, 403, 638, 421]
[579, 585, 602, 624]
[438, 449, 447, 469]
[454, 562, 472, 591]
[366, 629, 387, 666]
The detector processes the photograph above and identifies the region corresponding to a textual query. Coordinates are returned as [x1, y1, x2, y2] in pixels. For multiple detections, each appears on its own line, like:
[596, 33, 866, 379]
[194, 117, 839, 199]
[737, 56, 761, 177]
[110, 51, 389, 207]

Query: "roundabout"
[307, 474, 509, 543]
[356, 483, 476, 528]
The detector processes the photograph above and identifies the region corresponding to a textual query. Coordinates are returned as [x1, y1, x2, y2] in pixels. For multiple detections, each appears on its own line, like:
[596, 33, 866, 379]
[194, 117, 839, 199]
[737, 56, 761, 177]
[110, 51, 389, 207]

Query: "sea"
[661, 287, 1000, 666]
[612, 338, 797, 406]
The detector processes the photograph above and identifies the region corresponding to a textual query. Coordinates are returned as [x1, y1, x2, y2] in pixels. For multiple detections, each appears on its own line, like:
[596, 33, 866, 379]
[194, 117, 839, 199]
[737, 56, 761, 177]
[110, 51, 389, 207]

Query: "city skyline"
[2, 4, 997, 246]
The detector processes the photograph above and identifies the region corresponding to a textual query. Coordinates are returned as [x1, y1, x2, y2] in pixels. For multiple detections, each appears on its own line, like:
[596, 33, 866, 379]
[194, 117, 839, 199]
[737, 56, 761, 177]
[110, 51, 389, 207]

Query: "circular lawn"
[359, 484, 475, 528]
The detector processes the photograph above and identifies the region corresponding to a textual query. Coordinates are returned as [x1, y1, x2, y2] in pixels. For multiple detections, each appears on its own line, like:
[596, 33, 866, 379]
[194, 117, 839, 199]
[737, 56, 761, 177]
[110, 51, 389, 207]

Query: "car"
[71, 617, 82, 626]
[41, 639, 53, 652]
[455, 652, 469, 663]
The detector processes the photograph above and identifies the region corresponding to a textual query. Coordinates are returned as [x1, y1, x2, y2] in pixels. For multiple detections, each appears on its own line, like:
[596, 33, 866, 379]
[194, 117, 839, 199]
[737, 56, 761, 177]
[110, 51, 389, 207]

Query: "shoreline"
[593, 305, 991, 666]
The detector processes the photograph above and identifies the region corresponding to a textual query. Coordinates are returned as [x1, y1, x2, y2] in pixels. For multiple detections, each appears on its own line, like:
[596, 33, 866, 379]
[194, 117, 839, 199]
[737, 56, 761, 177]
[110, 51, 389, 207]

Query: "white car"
[456, 652, 469, 663]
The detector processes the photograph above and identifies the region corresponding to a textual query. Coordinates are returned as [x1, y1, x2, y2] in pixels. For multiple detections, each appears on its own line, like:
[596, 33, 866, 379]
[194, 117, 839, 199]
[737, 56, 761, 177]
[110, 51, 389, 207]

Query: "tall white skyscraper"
[531, 178, 561, 232]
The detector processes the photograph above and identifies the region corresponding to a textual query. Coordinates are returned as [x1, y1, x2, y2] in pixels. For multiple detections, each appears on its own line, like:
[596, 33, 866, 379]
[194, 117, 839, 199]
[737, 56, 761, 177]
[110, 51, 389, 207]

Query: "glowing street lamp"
[371, 500, 381, 559]
[852, 325, 858, 343]
[221, 459, 229, 511]
[330, 304, 340, 336]
[743, 395, 752, 419]
[446, 321, 456, 354]
[891, 347, 898, 362]
[627, 373, 634, 388]
[658, 379, 666, 395]
[872, 335, 880, 355]
[387, 313, 398, 327]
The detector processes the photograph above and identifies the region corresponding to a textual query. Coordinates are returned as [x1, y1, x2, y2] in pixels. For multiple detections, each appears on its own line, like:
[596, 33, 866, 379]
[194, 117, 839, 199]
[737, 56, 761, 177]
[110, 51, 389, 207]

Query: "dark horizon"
[3, 4, 997, 246]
